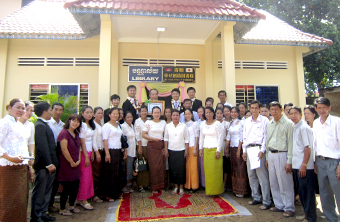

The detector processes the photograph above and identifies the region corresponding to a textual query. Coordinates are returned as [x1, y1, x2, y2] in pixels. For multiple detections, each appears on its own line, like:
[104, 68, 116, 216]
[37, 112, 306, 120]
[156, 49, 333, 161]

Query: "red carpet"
[116, 190, 237, 221]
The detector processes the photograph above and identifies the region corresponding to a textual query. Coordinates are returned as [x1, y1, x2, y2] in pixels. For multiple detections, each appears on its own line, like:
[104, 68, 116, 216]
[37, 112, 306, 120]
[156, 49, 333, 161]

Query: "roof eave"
[0, 33, 87, 40]
[69, 6, 261, 23]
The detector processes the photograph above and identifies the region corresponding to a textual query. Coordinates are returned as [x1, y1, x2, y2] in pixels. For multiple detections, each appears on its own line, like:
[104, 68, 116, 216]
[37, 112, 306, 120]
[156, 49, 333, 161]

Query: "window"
[236, 85, 279, 106]
[29, 84, 89, 107]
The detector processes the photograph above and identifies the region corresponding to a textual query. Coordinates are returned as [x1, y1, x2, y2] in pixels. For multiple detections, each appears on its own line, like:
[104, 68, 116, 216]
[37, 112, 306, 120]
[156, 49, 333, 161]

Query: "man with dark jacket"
[122, 85, 140, 124]
[187, 87, 202, 112]
[31, 102, 58, 222]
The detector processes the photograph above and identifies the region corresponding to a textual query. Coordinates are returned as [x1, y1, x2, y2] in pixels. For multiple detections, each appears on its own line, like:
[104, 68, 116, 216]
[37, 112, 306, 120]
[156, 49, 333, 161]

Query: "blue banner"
[128, 66, 163, 82]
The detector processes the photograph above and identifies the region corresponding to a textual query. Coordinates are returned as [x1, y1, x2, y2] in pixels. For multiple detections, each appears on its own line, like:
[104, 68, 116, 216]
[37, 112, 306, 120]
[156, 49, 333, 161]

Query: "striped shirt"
[266, 115, 294, 164]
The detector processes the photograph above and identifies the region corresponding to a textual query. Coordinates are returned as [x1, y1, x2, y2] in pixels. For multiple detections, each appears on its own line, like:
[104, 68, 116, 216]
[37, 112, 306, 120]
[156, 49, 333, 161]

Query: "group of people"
[0, 84, 339, 222]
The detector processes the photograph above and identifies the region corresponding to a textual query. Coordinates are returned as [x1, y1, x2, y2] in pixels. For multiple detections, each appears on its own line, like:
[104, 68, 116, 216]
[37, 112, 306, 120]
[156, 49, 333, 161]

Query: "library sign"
[128, 66, 163, 82]
[162, 67, 195, 83]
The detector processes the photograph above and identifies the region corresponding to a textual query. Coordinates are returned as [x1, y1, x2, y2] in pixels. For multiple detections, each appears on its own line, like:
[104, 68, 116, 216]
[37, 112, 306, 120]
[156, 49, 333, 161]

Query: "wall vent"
[18, 58, 99, 66]
[218, 60, 288, 69]
[123, 58, 200, 67]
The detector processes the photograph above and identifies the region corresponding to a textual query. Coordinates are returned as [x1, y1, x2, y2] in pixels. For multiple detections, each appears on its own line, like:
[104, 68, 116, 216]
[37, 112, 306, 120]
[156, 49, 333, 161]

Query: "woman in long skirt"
[183, 109, 199, 192]
[199, 107, 224, 195]
[222, 106, 232, 191]
[77, 106, 97, 210]
[142, 106, 167, 193]
[92, 107, 104, 202]
[196, 106, 205, 188]
[101, 108, 127, 201]
[0, 99, 29, 222]
[164, 110, 189, 195]
[225, 106, 249, 197]
[134, 105, 149, 192]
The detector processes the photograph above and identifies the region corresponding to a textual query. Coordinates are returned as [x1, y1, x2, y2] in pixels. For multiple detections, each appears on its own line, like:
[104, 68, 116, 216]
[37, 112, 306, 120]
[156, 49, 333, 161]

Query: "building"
[0, 0, 332, 116]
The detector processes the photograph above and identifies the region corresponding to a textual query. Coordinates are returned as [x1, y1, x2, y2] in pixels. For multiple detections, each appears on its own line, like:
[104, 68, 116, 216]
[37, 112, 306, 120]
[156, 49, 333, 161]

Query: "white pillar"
[0, 39, 9, 117]
[221, 22, 236, 105]
[295, 47, 309, 107]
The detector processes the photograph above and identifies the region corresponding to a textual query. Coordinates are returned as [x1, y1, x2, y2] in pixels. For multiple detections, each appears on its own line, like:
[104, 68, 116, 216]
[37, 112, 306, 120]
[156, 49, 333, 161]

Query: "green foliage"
[240, 0, 340, 93]
[33, 89, 80, 122]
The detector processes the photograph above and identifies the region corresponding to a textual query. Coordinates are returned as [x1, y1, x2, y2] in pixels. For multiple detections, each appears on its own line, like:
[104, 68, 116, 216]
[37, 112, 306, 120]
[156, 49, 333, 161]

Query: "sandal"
[283, 210, 295, 217]
[139, 187, 145, 193]
[80, 203, 94, 210]
[179, 189, 184, 195]
[93, 196, 103, 203]
[269, 207, 284, 212]
[106, 197, 115, 202]
[248, 200, 262, 205]
[172, 188, 178, 194]
[236, 194, 244, 198]
[59, 210, 72, 216]
[259, 204, 271, 210]
[69, 207, 80, 213]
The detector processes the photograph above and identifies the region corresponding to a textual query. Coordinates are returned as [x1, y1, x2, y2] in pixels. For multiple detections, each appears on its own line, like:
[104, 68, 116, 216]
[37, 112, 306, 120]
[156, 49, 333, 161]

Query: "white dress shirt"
[313, 115, 340, 159]
[134, 118, 148, 146]
[199, 120, 224, 152]
[102, 122, 123, 149]
[227, 119, 244, 147]
[224, 101, 233, 108]
[121, 122, 136, 157]
[143, 120, 166, 139]
[242, 115, 268, 153]
[185, 121, 199, 147]
[0, 115, 29, 166]
[164, 122, 189, 151]
[180, 111, 199, 123]
[94, 122, 104, 150]
[292, 120, 314, 169]
[48, 118, 64, 145]
[80, 123, 98, 152]
[172, 100, 181, 110]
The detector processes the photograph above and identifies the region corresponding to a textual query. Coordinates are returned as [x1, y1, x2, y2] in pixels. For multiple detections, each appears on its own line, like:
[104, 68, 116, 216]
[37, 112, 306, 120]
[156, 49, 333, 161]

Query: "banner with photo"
[128, 66, 163, 82]
[162, 67, 195, 83]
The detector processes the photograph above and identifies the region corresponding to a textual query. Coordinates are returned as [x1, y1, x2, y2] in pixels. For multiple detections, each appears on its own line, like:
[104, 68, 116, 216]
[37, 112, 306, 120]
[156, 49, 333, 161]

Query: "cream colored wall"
[117, 42, 206, 102]
[0, 0, 21, 20]
[3, 36, 100, 116]
[212, 38, 302, 106]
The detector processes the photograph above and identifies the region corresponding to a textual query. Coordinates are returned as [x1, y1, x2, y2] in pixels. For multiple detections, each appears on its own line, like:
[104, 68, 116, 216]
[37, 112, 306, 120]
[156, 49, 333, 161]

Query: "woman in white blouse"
[199, 107, 224, 196]
[77, 106, 98, 210]
[225, 106, 249, 198]
[101, 108, 126, 202]
[0, 98, 30, 222]
[92, 107, 104, 203]
[121, 111, 136, 193]
[18, 101, 35, 181]
[183, 109, 200, 192]
[142, 106, 167, 193]
[197, 106, 206, 188]
[164, 110, 189, 195]
[134, 105, 149, 192]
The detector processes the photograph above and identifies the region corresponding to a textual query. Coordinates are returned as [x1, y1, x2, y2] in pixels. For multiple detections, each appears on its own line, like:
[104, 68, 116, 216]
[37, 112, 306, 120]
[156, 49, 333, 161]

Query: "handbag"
[134, 157, 148, 173]
[118, 124, 129, 149]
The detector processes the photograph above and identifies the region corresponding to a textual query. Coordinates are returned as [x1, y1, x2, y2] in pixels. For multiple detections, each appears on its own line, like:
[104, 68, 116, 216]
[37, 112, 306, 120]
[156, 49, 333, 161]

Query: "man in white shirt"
[180, 99, 199, 123]
[313, 97, 340, 222]
[289, 106, 317, 222]
[242, 100, 271, 210]
[218, 90, 233, 108]
[47, 102, 64, 212]
[48, 103, 64, 145]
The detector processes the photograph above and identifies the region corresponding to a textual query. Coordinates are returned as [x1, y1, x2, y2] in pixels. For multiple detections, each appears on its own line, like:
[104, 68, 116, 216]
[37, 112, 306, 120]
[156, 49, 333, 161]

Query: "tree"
[240, 0, 340, 95]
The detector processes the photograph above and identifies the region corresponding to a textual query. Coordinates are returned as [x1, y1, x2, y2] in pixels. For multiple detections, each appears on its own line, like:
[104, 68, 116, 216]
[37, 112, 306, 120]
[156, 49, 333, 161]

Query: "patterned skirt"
[0, 165, 28, 222]
[147, 141, 165, 191]
[230, 147, 249, 195]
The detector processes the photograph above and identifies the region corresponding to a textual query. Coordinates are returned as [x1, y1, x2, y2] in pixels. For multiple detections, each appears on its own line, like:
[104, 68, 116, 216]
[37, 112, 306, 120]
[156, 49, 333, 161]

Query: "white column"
[0, 39, 9, 117]
[221, 22, 236, 105]
[295, 47, 309, 107]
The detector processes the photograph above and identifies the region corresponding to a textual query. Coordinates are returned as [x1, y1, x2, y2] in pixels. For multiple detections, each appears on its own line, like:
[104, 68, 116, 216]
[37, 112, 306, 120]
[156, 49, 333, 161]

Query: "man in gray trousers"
[242, 100, 271, 210]
[314, 97, 340, 222]
[266, 101, 295, 218]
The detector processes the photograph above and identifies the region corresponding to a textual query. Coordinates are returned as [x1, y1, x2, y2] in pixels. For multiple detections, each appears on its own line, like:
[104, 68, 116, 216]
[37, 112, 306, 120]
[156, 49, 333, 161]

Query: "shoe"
[235, 194, 244, 198]
[41, 215, 56, 221]
[259, 204, 271, 210]
[139, 187, 145, 193]
[58, 210, 72, 216]
[172, 188, 178, 194]
[179, 189, 184, 195]
[283, 210, 295, 217]
[269, 207, 284, 212]
[122, 187, 129, 194]
[128, 187, 134, 193]
[80, 203, 94, 210]
[93, 196, 103, 203]
[248, 200, 262, 205]
[296, 215, 305, 221]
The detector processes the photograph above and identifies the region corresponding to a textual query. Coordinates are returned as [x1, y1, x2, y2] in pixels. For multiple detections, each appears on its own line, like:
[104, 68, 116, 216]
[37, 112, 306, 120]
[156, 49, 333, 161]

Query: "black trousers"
[293, 169, 317, 222]
[48, 170, 59, 207]
[59, 180, 79, 210]
[30, 169, 56, 222]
